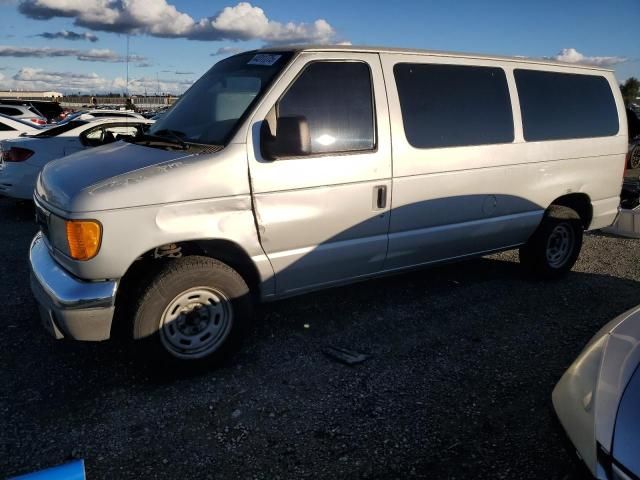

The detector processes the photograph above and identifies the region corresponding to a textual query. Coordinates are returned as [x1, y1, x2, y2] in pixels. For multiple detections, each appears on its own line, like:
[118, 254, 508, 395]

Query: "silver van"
[29, 46, 628, 364]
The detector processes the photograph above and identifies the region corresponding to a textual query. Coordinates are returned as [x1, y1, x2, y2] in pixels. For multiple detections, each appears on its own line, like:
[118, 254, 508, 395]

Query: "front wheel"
[132, 256, 252, 364]
[519, 206, 583, 279]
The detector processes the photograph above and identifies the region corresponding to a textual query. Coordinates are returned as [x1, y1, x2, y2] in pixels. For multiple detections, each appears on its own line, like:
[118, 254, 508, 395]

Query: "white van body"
[28, 46, 628, 362]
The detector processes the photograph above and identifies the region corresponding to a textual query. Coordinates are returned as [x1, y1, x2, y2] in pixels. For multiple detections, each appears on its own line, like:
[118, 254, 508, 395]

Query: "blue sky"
[0, 0, 638, 94]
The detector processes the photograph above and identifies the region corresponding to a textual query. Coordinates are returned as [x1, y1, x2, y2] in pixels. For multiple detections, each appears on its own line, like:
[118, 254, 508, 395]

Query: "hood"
[36, 141, 248, 213]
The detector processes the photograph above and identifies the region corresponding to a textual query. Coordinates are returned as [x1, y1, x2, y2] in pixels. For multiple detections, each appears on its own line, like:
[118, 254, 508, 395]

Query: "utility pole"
[125, 34, 130, 97]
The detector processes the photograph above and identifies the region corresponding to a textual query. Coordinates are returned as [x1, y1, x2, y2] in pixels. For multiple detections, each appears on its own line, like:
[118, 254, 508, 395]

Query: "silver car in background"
[553, 305, 640, 480]
[0, 104, 47, 126]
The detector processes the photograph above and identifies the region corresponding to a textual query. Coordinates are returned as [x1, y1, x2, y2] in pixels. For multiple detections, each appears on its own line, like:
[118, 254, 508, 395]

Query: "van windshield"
[149, 52, 292, 145]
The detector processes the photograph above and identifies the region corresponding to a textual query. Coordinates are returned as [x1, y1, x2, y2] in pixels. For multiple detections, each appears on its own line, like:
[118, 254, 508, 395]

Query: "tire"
[132, 256, 252, 365]
[519, 206, 583, 279]
[630, 145, 640, 170]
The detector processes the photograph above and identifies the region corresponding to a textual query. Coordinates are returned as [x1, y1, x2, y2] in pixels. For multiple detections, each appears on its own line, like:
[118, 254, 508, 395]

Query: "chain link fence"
[59, 96, 178, 109]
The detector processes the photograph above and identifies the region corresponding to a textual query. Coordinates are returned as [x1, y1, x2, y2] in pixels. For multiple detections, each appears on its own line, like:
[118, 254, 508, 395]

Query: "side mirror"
[261, 115, 311, 160]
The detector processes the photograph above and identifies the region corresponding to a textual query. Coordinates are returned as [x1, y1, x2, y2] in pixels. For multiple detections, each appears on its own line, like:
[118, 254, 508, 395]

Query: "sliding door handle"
[374, 185, 387, 209]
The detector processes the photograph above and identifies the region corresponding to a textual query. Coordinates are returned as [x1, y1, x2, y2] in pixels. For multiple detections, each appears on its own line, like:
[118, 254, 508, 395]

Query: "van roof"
[255, 45, 613, 72]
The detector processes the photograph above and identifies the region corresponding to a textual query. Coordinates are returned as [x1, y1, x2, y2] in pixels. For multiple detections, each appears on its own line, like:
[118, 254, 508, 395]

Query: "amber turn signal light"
[65, 220, 102, 260]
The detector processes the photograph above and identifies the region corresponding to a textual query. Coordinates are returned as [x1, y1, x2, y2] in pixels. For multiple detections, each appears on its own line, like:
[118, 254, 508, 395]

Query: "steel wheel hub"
[546, 223, 575, 268]
[159, 287, 232, 359]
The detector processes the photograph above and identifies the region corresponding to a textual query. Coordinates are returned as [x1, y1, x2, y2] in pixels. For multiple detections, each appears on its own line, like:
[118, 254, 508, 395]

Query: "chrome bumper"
[29, 232, 118, 341]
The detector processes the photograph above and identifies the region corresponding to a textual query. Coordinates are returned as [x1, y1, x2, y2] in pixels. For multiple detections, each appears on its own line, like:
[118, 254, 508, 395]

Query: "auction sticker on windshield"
[248, 54, 282, 66]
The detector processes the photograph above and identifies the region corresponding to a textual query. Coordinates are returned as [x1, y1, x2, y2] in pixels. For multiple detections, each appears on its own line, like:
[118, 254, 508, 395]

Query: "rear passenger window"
[393, 63, 514, 148]
[0, 107, 22, 116]
[0, 121, 16, 131]
[515, 70, 618, 141]
[278, 61, 375, 154]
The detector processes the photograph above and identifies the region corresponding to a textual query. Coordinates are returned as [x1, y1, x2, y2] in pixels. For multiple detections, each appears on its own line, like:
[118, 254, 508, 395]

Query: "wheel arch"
[111, 238, 263, 339]
[548, 193, 593, 230]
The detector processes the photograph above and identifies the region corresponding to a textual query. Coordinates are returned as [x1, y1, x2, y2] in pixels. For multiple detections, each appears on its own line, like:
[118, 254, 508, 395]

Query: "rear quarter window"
[34, 120, 88, 137]
[514, 69, 619, 141]
[0, 120, 16, 131]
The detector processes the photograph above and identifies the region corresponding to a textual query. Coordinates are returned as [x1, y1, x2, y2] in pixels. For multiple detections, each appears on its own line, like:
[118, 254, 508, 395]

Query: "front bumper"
[29, 232, 117, 341]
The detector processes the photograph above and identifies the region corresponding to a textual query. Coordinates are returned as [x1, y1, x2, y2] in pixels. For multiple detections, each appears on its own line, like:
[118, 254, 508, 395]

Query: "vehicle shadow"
[20, 254, 640, 386]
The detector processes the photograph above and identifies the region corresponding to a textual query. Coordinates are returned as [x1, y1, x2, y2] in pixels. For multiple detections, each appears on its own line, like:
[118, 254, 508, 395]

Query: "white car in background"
[62, 109, 146, 123]
[0, 117, 152, 199]
[0, 104, 48, 126]
[0, 113, 42, 141]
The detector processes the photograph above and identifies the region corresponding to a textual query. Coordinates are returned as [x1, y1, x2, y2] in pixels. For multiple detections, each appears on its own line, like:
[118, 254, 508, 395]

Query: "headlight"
[49, 215, 102, 261]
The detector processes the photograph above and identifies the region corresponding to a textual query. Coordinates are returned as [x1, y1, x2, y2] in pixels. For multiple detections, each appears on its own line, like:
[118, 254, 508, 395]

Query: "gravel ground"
[1, 197, 639, 479]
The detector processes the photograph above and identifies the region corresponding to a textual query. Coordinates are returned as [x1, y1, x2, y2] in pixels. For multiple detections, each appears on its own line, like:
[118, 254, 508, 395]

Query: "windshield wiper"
[152, 128, 188, 145]
[125, 132, 189, 151]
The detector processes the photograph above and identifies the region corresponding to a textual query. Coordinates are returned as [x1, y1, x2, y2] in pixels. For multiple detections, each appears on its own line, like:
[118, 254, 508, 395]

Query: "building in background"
[0, 91, 63, 100]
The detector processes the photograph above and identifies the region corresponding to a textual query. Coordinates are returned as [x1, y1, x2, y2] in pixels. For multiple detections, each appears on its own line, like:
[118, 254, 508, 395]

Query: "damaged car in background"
[553, 305, 640, 480]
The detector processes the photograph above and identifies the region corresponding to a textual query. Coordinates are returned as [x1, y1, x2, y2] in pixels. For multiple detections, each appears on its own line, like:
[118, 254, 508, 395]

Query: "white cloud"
[127, 75, 193, 94]
[195, 3, 334, 43]
[0, 45, 145, 62]
[551, 48, 627, 67]
[0, 66, 193, 94]
[7, 67, 118, 92]
[18, 0, 338, 43]
[37, 30, 99, 41]
[14, 67, 99, 82]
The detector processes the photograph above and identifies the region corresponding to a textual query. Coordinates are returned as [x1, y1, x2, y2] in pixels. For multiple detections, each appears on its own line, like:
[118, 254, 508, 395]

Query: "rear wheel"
[630, 145, 640, 169]
[132, 256, 252, 365]
[519, 206, 583, 279]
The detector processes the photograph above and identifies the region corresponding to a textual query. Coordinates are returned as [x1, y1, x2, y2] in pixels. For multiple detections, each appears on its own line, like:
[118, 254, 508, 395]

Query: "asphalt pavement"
[1, 197, 639, 479]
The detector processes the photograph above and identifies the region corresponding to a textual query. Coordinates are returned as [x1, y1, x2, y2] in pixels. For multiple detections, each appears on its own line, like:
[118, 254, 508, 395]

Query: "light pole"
[125, 34, 130, 98]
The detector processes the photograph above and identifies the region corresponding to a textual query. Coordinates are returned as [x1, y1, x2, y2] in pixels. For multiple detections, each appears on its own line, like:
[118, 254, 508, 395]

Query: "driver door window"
[273, 62, 375, 155]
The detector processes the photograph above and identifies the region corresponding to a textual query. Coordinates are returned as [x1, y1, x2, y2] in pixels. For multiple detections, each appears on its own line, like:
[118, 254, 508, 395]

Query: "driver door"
[247, 52, 392, 295]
